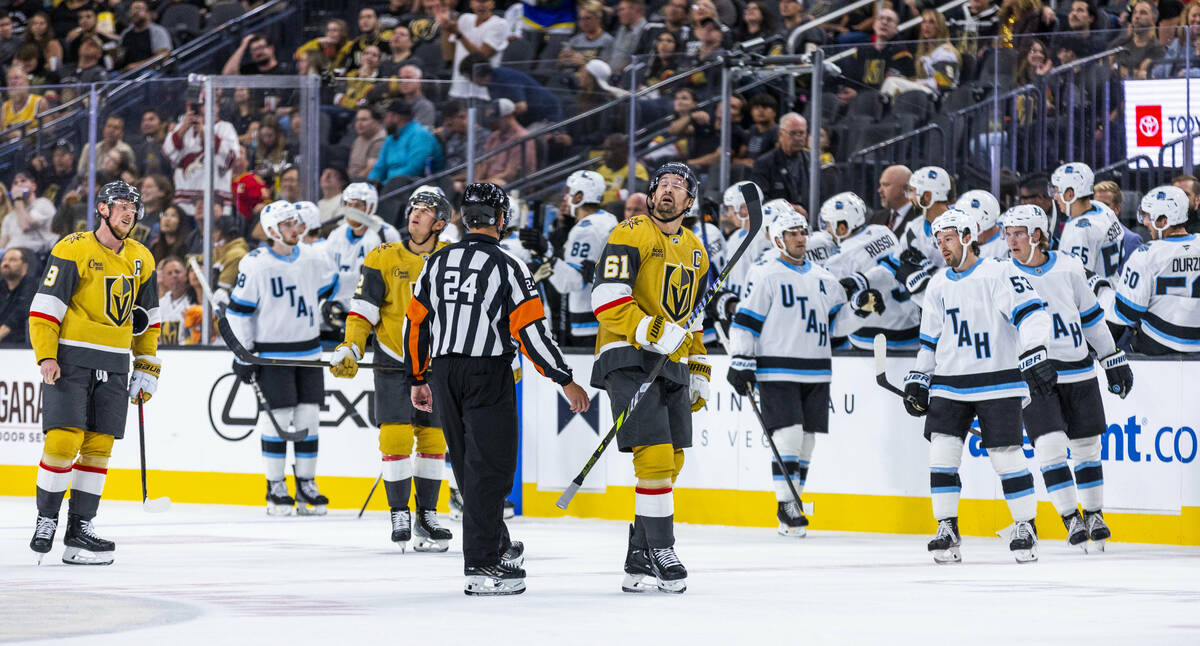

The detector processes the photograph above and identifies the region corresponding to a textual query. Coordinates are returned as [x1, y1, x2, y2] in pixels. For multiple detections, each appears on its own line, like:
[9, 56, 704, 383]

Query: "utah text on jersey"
[227, 246, 339, 358]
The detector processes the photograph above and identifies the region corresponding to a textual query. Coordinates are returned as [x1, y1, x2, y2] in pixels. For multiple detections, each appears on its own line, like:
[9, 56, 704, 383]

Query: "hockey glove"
[852, 288, 886, 318]
[532, 260, 554, 283]
[1084, 270, 1112, 298]
[895, 248, 933, 295]
[1018, 346, 1058, 397]
[688, 355, 711, 412]
[578, 259, 596, 283]
[518, 227, 549, 257]
[213, 287, 231, 309]
[128, 355, 161, 404]
[232, 358, 259, 384]
[726, 356, 757, 397]
[705, 290, 739, 324]
[1101, 350, 1133, 398]
[839, 274, 868, 300]
[634, 315, 688, 357]
[329, 342, 362, 379]
[902, 371, 930, 417]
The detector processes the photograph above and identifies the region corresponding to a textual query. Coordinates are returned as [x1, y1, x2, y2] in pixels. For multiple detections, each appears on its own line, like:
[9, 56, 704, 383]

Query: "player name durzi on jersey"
[1172, 256, 1200, 272]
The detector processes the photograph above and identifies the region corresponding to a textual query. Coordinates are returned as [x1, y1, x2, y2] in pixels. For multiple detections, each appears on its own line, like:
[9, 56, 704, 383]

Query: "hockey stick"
[358, 474, 382, 518]
[873, 333, 980, 436]
[556, 183, 765, 510]
[137, 398, 172, 513]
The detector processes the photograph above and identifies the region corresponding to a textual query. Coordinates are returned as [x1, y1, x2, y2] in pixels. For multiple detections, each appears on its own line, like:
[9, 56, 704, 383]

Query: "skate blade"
[1013, 548, 1038, 563]
[62, 546, 113, 566]
[777, 524, 808, 538]
[34, 552, 47, 566]
[1091, 539, 1106, 552]
[295, 504, 327, 516]
[931, 547, 961, 564]
[655, 578, 687, 594]
[267, 504, 294, 516]
[393, 541, 408, 553]
[413, 538, 450, 553]
[503, 509, 515, 520]
[464, 576, 526, 596]
[621, 573, 654, 593]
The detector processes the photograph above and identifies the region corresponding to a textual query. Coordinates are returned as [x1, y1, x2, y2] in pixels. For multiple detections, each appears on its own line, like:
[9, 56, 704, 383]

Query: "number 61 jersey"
[226, 245, 339, 358]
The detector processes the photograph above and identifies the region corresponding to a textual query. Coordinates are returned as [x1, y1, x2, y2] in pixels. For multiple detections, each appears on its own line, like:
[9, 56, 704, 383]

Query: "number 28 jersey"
[226, 245, 339, 358]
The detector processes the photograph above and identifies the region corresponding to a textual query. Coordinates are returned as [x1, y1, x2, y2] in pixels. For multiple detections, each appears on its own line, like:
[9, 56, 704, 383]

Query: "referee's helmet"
[461, 182, 511, 230]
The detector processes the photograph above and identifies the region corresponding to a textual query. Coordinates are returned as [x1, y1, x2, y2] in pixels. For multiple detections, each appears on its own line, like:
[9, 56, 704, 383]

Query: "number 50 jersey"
[226, 245, 339, 358]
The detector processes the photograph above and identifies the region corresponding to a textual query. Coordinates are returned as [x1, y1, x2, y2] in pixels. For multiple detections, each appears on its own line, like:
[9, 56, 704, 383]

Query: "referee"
[403, 182, 590, 596]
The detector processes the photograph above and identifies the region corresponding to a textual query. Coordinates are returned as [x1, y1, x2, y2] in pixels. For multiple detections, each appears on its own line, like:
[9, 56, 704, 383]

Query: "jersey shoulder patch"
[1136, 242, 1152, 254]
[1074, 218, 1091, 228]
[577, 219, 592, 228]
[246, 248, 263, 258]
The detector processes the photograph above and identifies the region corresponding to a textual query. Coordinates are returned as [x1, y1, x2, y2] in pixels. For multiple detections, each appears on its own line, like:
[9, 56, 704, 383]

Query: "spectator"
[870, 165, 916, 234]
[213, 215, 249, 292]
[222, 33, 294, 77]
[1093, 180, 1124, 219]
[294, 19, 349, 68]
[882, 9, 960, 99]
[1, 66, 49, 139]
[377, 0, 409, 32]
[611, 0, 648, 73]
[405, 0, 445, 48]
[557, 1, 614, 75]
[1013, 37, 1054, 86]
[594, 133, 648, 203]
[78, 115, 136, 178]
[154, 255, 191, 346]
[231, 145, 269, 221]
[139, 173, 172, 229]
[780, 0, 824, 47]
[623, 191, 649, 220]
[50, 0, 92, 41]
[998, 0, 1058, 48]
[1054, 0, 1110, 59]
[839, 8, 915, 100]
[547, 60, 619, 158]
[1154, 3, 1200, 78]
[0, 247, 34, 345]
[164, 97, 239, 216]
[251, 115, 296, 179]
[63, 6, 116, 67]
[736, 0, 781, 45]
[22, 12, 63, 77]
[465, 54, 564, 126]
[644, 30, 688, 91]
[297, 49, 331, 76]
[688, 17, 724, 96]
[59, 35, 108, 87]
[948, 0, 1001, 52]
[334, 43, 384, 113]
[0, 170, 56, 253]
[1018, 173, 1054, 219]
[637, 0, 691, 56]
[131, 108, 172, 176]
[182, 261, 215, 344]
[220, 87, 263, 148]
[750, 111, 810, 212]
[744, 93, 779, 160]
[278, 166, 302, 203]
[475, 98, 535, 187]
[118, 0, 171, 71]
[318, 167, 347, 223]
[33, 139, 82, 208]
[437, 99, 488, 180]
[688, 0, 728, 49]
[369, 100, 444, 183]
[1172, 173, 1200, 232]
[149, 204, 189, 261]
[348, 107, 388, 181]
[667, 86, 716, 165]
[381, 25, 415, 71]
[440, 0, 509, 100]
[393, 64, 437, 128]
[335, 7, 393, 73]
[0, 12, 20, 67]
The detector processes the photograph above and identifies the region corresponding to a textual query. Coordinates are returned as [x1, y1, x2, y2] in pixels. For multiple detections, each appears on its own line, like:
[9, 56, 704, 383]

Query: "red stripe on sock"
[634, 487, 673, 496]
[39, 461, 72, 474]
[381, 454, 410, 461]
[415, 453, 445, 460]
[72, 464, 108, 474]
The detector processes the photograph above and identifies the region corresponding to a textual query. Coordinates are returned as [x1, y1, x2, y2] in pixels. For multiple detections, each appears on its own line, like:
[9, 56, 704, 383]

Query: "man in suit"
[869, 165, 916, 235]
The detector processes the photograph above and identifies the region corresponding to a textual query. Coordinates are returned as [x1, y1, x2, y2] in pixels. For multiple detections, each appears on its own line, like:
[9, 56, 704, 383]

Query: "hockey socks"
[292, 404, 320, 480]
[929, 433, 963, 521]
[770, 425, 814, 502]
[991, 446, 1037, 523]
[1034, 431, 1080, 517]
[413, 452, 444, 510]
[1069, 436, 1104, 512]
[382, 454, 414, 509]
[35, 458, 71, 519]
[634, 484, 675, 549]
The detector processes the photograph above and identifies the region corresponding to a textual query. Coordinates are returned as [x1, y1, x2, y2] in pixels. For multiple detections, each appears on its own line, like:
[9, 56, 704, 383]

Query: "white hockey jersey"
[805, 230, 838, 265]
[824, 224, 922, 350]
[729, 257, 856, 383]
[1110, 234, 1200, 353]
[976, 228, 1010, 259]
[724, 226, 775, 299]
[549, 210, 619, 337]
[899, 215, 948, 268]
[1058, 201, 1124, 278]
[692, 222, 727, 272]
[914, 257, 1053, 401]
[226, 245, 339, 358]
[1011, 251, 1116, 383]
[324, 222, 402, 306]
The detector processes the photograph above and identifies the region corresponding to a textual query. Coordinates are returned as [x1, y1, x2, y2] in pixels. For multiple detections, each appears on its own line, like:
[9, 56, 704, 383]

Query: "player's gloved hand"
[852, 288, 886, 318]
[902, 371, 930, 417]
[1084, 270, 1112, 297]
[1101, 350, 1133, 398]
[532, 260, 554, 283]
[635, 315, 688, 356]
[578, 259, 596, 283]
[329, 342, 362, 379]
[839, 276, 861, 299]
[726, 355, 756, 397]
[688, 355, 711, 412]
[895, 248, 933, 294]
[1018, 346, 1058, 397]
[232, 358, 258, 384]
[128, 355, 161, 403]
[705, 290, 739, 324]
[213, 287, 231, 309]
[518, 227, 549, 257]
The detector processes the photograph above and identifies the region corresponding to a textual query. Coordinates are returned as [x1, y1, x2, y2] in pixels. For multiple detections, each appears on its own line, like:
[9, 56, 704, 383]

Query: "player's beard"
[651, 196, 688, 222]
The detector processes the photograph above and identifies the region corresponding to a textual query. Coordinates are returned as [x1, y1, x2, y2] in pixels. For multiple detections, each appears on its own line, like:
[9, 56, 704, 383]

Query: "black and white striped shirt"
[403, 233, 573, 385]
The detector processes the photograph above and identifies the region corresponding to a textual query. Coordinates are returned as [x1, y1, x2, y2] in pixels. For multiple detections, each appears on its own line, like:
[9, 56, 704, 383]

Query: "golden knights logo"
[105, 275, 135, 326]
[660, 263, 695, 320]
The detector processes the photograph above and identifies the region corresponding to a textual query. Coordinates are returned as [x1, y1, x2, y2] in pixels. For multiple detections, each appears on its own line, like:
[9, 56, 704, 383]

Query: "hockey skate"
[294, 477, 328, 516]
[30, 515, 58, 565]
[621, 525, 656, 593]
[1010, 519, 1038, 563]
[266, 479, 294, 516]
[390, 508, 411, 551]
[502, 541, 525, 569]
[413, 509, 451, 552]
[1084, 510, 1110, 552]
[1063, 511, 1089, 552]
[448, 487, 464, 521]
[464, 563, 526, 596]
[777, 500, 809, 537]
[503, 499, 515, 519]
[927, 517, 962, 564]
[648, 546, 688, 593]
[61, 514, 114, 565]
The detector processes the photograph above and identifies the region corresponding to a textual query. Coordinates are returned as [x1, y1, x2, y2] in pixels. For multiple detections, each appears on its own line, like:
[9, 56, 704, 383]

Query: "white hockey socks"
[1069, 436, 1104, 512]
[260, 407, 294, 482]
[382, 454, 414, 509]
[771, 425, 814, 502]
[292, 404, 320, 480]
[929, 433, 963, 520]
[1034, 431, 1079, 516]
[990, 446, 1036, 522]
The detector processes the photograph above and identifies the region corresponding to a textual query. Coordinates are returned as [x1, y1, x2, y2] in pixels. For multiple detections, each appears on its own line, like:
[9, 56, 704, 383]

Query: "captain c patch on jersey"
[105, 275, 136, 326]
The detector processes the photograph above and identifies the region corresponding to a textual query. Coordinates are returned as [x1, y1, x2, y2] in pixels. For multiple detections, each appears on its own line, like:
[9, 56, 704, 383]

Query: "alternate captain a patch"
[104, 275, 136, 325]
[661, 263, 696, 320]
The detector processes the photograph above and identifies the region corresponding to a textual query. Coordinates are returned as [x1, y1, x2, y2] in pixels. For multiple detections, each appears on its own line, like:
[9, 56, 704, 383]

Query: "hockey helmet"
[955, 190, 1001, 231]
[406, 189, 452, 223]
[1050, 162, 1094, 204]
[818, 192, 867, 241]
[260, 200, 299, 242]
[461, 182, 511, 230]
[766, 200, 808, 259]
[341, 182, 379, 217]
[413, 184, 446, 198]
[722, 180, 763, 221]
[1001, 204, 1050, 239]
[931, 207, 980, 247]
[1139, 185, 1189, 231]
[648, 162, 698, 207]
[293, 201, 321, 233]
[907, 166, 953, 206]
[564, 170, 606, 209]
[96, 180, 144, 222]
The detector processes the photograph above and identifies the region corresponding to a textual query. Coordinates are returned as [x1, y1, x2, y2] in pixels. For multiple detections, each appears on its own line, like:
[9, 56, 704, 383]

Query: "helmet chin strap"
[1023, 229, 1039, 266]
[650, 195, 691, 223]
[776, 237, 804, 262]
[409, 222, 444, 246]
[100, 203, 133, 241]
[568, 192, 583, 220]
[954, 232, 973, 271]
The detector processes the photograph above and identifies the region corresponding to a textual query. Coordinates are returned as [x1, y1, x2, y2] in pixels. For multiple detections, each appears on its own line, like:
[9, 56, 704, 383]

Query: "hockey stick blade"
[557, 182, 766, 510]
[872, 333, 907, 398]
[143, 497, 172, 513]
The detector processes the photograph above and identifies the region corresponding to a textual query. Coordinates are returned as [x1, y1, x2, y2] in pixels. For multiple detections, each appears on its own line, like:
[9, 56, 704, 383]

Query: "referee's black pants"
[428, 355, 516, 570]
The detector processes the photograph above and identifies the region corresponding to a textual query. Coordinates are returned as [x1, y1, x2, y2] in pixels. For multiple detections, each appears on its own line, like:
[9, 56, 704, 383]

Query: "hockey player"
[520, 170, 619, 345]
[295, 200, 327, 247]
[1004, 204, 1132, 550]
[1051, 162, 1125, 279]
[723, 181, 772, 299]
[227, 200, 340, 515]
[330, 190, 454, 551]
[325, 182, 402, 308]
[955, 190, 1006, 258]
[901, 166, 956, 268]
[1110, 186, 1200, 355]
[29, 180, 161, 565]
[726, 205, 859, 536]
[903, 208, 1058, 564]
[591, 162, 711, 594]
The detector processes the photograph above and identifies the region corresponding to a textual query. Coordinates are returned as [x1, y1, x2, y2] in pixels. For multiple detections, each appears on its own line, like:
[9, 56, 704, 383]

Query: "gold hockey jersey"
[346, 239, 448, 363]
[590, 215, 708, 387]
[29, 232, 160, 372]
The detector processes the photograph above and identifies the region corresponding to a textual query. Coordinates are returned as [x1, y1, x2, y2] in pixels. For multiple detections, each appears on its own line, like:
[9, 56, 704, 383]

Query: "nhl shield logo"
[105, 275, 135, 326]
[660, 263, 695, 320]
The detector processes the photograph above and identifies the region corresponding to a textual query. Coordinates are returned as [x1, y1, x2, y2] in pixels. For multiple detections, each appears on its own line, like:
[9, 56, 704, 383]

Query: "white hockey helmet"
[341, 182, 379, 217]
[260, 200, 299, 242]
[908, 166, 953, 206]
[818, 191, 867, 240]
[766, 200, 808, 259]
[955, 190, 1001, 230]
[723, 180, 763, 221]
[931, 207, 980, 247]
[1140, 185, 1190, 231]
[413, 184, 446, 198]
[1050, 162, 1094, 204]
[293, 200, 321, 233]
[1001, 204, 1050, 239]
[564, 170, 606, 208]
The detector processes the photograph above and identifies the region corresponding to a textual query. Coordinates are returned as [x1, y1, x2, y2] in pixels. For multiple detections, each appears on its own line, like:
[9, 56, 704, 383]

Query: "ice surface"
[2, 497, 1199, 645]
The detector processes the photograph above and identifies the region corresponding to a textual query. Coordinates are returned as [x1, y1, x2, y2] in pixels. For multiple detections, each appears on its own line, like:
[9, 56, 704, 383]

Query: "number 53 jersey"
[226, 245, 339, 358]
